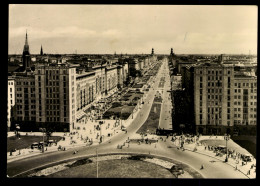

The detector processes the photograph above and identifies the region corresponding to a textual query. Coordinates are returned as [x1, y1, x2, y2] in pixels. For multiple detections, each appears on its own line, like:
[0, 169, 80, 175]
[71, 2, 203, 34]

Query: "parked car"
[31, 142, 39, 149]
[242, 154, 252, 162]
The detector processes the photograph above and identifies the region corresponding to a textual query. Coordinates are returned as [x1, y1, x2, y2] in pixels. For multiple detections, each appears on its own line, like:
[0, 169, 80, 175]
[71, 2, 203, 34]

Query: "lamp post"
[224, 134, 230, 162]
[96, 148, 98, 178]
[15, 124, 20, 139]
[39, 128, 46, 153]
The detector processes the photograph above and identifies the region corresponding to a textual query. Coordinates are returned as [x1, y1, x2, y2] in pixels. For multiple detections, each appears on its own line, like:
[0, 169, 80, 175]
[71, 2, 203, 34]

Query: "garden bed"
[136, 101, 161, 134]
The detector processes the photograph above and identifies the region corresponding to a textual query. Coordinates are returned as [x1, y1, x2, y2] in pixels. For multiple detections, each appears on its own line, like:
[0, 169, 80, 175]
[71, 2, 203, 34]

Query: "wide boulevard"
[7, 58, 247, 178]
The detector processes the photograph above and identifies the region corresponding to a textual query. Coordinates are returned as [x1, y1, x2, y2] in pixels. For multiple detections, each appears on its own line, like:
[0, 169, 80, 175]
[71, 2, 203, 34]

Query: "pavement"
[172, 135, 256, 179]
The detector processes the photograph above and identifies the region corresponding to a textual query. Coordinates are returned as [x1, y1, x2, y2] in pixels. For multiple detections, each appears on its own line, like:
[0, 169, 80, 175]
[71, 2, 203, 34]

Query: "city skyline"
[9, 5, 257, 55]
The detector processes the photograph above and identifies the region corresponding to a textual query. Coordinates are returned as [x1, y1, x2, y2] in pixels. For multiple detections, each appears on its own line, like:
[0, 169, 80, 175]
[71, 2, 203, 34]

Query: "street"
[7, 58, 248, 178]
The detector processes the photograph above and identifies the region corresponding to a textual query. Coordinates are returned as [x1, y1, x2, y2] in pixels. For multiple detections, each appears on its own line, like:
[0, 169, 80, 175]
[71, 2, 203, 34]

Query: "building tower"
[151, 48, 154, 55]
[170, 48, 174, 56]
[22, 31, 31, 71]
[40, 45, 43, 55]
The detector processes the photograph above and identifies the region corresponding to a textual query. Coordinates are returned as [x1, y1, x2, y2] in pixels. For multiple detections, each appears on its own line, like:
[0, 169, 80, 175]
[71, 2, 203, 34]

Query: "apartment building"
[194, 63, 257, 135]
[34, 65, 76, 131]
[7, 77, 16, 130]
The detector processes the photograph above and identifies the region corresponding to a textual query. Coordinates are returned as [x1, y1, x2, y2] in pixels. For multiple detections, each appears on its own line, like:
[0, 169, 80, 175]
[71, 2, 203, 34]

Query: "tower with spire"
[170, 48, 174, 56]
[40, 45, 43, 55]
[22, 31, 31, 71]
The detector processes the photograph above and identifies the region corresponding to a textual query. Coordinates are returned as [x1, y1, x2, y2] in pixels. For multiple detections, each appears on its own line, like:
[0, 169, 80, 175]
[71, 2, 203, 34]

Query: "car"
[47, 140, 55, 145]
[31, 142, 39, 149]
[242, 154, 252, 162]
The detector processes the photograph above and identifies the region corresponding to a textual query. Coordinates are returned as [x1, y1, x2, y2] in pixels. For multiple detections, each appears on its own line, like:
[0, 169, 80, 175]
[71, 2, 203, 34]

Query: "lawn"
[47, 159, 175, 178]
[137, 102, 161, 134]
[103, 105, 135, 120]
[7, 136, 62, 152]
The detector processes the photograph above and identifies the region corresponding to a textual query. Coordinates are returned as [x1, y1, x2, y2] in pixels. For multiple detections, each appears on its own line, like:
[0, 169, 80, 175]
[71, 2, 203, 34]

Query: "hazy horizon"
[9, 5, 257, 55]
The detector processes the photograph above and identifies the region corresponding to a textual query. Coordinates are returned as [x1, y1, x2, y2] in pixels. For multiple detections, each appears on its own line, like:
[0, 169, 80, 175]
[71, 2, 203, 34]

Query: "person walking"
[200, 165, 204, 170]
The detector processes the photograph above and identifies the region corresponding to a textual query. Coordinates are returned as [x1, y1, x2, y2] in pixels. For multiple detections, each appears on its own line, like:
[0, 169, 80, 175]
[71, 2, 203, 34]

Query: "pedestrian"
[247, 170, 250, 175]
[205, 146, 207, 150]
[235, 165, 237, 171]
[200, 165, 204, 170]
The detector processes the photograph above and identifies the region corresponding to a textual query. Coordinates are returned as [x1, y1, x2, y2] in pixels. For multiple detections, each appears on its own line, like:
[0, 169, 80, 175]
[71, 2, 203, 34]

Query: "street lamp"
[15, 124, 20, 138]
[39, 128, 46, 153]
[224, 134, 230, 162]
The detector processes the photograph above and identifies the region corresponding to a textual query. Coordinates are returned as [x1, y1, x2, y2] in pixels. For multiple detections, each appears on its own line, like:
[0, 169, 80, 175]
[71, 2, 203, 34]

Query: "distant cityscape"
[7, 31, 257, 179]
[8, 32, 257, 136]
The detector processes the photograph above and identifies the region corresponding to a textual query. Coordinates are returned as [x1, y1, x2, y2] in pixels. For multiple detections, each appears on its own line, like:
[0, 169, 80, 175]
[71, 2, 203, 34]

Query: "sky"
[8, 5, 258, 55]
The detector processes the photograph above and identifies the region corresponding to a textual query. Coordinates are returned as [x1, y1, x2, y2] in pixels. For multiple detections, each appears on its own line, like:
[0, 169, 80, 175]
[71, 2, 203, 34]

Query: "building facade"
[194, 63, 257, 135]
[34, 65, 76, 131]
[7, 77, 16, 130]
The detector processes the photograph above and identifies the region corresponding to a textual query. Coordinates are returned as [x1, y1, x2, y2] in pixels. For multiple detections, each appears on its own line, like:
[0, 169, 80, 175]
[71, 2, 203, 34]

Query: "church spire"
[25, 30, 28, 45]
[22, 30, 31, 71]
[23, 31, 30, 53]
[40, 45, 43, 55]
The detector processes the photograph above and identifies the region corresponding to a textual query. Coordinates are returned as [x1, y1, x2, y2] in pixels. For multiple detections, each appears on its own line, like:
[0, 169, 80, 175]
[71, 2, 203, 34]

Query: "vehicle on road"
[217, 145, 227, 153]
[31, 142, 39, 149]
[242, 154, 252, 162]
[121, 126, 126, 131]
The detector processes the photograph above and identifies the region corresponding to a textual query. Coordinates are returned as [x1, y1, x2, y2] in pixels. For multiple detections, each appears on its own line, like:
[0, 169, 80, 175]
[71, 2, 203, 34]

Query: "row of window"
[16, 82, 34, 86]
[46, 105, 60, 110]
[8, 82, 14, 85]
[235, 82, 257, 87]
[234, 101, 257, 106]
[235, 89, 257, 93]
[207, 89, 222, 94]
[207, 76, 223, 81]
[46, 111, 60, 115]
[16, 117, 36, 121]
[234, 120, 257, 125]
[46, 99, 62, 104]
[234, 114, 256, 118]
[198, 70, 226, 75]
[46, 117, 60, 122]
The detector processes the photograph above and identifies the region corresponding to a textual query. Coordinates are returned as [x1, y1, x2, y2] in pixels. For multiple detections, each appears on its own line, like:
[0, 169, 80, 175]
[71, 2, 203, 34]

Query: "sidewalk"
[175, 135, 256, 179]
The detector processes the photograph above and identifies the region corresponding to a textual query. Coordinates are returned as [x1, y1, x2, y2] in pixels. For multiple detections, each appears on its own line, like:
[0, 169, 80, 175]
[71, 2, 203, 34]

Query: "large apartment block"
[34, 65, 76, 131]
[13, 75, 36, 124]
[7, 77, 16, 129]
[194, 63, 257, 135]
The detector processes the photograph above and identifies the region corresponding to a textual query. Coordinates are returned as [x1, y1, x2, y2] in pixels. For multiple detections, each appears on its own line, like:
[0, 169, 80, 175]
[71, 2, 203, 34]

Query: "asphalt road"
[7, 58, 248, 179]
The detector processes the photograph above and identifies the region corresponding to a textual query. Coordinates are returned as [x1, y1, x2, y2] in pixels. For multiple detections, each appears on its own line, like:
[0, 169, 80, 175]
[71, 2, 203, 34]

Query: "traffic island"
[18, 153, 202, 178]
